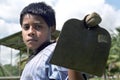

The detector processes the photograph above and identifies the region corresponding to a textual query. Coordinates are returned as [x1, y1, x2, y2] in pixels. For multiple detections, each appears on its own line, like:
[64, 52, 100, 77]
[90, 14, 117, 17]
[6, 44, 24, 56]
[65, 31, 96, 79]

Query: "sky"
[106, 0, 120, 10]
[0, 0, 120, 65]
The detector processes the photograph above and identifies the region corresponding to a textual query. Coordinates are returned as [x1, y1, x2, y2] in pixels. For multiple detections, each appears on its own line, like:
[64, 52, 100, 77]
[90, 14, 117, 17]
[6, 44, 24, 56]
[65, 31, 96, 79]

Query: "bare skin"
[21, 14, 55, 50]
[68, 70, 84, 80]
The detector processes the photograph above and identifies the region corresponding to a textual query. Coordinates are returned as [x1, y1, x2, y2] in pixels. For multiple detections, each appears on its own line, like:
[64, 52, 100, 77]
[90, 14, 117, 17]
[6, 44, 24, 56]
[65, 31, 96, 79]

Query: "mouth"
[27, 39, 37, 43]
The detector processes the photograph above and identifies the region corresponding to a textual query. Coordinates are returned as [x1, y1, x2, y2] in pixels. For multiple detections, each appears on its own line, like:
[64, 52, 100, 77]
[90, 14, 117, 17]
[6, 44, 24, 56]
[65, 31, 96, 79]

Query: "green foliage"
[106, 27, 120, 77]
[0, 64, 19, 76]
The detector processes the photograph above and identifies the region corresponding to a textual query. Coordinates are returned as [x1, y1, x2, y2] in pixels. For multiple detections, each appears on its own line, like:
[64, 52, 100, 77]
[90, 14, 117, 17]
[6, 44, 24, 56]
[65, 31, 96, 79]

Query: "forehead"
[22, 14, 45, 23]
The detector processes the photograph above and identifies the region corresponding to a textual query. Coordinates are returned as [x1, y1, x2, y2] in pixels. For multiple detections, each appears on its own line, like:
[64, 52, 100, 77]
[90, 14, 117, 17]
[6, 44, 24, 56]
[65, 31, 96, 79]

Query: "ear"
[50, 26, 56, 33]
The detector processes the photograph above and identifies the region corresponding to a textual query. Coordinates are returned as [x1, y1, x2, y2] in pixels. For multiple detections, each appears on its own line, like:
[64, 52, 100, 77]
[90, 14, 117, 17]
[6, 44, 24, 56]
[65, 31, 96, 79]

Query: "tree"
[106, 27, 120, 79]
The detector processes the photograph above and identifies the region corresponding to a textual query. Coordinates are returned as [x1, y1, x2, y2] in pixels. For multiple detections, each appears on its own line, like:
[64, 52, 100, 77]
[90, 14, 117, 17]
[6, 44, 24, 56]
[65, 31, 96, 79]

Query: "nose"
[28, 26, 35, 36]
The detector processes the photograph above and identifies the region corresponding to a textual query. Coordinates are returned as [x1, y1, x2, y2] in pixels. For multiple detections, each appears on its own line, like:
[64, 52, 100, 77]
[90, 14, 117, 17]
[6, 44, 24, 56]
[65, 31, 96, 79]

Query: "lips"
[27, 39, 37, 42]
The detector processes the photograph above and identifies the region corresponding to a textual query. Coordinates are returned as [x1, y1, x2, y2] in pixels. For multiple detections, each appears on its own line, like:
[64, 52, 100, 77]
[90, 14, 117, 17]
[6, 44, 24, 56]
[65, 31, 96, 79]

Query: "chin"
[27, 45, 36, 50]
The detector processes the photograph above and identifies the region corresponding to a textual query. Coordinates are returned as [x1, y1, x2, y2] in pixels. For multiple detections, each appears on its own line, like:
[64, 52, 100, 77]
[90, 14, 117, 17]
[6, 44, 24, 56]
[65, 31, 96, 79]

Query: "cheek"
[38, 31, 50, 42]
[22, 31, 27, 43]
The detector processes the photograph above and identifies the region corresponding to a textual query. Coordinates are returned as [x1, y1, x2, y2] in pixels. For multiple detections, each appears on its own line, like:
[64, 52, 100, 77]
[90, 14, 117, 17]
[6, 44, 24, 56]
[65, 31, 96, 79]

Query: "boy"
[20, 2, 101, 80]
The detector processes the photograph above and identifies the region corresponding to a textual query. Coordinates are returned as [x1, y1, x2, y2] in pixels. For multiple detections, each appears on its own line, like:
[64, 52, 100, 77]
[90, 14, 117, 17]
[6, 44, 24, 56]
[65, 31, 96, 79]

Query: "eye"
[22, 24, 30, 30]
[34, 24, 42, 31]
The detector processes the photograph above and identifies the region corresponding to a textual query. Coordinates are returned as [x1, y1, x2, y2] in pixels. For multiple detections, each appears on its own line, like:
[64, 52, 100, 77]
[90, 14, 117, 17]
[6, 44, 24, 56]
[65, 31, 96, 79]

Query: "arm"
[68, 69, 84, 80]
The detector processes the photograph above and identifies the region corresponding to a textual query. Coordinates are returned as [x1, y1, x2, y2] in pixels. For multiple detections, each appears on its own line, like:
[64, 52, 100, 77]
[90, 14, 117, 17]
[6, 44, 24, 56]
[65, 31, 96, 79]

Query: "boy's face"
[21, 14, 54, 50]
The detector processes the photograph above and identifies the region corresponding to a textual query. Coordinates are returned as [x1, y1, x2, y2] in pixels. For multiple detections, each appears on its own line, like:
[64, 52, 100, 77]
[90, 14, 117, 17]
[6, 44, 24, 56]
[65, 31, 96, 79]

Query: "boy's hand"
[85, 12, 102, 27]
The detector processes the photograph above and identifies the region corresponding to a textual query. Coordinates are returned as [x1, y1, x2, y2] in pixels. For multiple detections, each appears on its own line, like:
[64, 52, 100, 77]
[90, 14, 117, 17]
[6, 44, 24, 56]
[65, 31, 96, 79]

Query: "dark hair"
[20, 2, 56, 27]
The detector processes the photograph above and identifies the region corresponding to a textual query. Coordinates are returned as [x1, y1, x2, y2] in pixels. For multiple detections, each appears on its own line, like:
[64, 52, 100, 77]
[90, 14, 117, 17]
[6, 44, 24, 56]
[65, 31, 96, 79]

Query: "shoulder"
[36, 42, 56, 62]
[46, 42, 56, 50]
[42, 42, 56, 55]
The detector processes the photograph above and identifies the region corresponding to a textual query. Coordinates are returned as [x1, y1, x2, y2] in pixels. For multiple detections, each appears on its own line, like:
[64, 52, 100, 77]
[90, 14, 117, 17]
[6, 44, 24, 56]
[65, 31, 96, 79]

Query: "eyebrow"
[22, 21, 43, 25]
